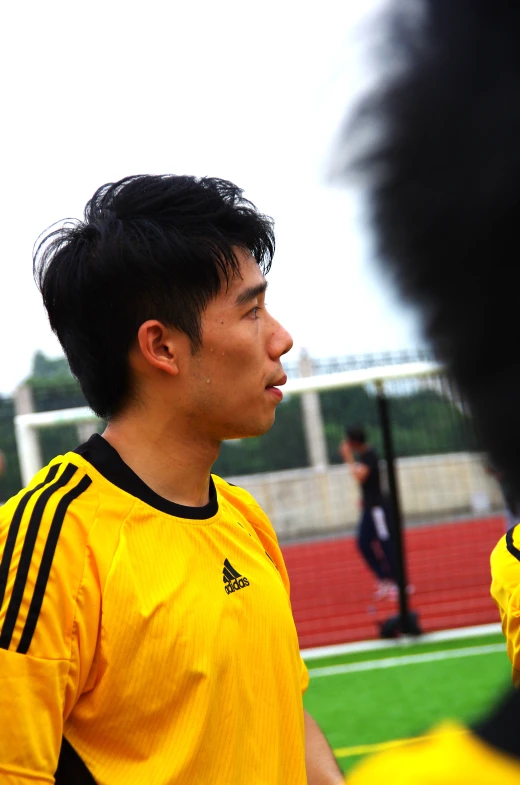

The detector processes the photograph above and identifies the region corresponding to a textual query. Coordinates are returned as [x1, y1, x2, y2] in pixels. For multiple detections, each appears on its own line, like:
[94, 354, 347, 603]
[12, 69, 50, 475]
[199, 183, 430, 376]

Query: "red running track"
[281, 515, 506, 649]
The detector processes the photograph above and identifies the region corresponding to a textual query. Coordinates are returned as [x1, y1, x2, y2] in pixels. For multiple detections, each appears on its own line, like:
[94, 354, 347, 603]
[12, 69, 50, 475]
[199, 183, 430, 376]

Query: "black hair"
[34, 175, 275, 420]
[340, 0, 520, 496]
[346, 426, 366, 445]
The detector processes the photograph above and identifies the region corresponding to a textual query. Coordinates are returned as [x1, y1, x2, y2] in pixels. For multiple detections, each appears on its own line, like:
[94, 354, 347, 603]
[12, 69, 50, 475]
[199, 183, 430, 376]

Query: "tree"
[27, 352, 87, 465]
[0, 396, 20, 501]
[0, 353, 87, 501]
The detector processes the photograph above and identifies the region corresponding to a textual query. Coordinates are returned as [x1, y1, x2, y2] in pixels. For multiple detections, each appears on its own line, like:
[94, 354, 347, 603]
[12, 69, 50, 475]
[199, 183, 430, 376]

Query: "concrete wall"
[226, 452, 504, 540]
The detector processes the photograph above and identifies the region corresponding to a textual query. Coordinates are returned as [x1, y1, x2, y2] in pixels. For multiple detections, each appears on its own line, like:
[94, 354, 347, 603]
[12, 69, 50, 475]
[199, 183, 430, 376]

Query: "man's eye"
[249, 306, 260, 319]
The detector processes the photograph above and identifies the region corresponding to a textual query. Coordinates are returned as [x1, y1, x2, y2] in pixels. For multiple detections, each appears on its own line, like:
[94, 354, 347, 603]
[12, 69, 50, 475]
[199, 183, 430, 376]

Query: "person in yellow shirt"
[490, 525, 520, 687]
[349, 690, 520, 784]
[335, 0, 520, 781]
[0, 175, 343, 784]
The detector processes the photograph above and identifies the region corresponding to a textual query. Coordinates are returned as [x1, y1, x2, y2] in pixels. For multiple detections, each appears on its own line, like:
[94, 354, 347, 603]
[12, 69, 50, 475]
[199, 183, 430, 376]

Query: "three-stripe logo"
[0, 463, 92, 654]
[223, 558, 250, 594]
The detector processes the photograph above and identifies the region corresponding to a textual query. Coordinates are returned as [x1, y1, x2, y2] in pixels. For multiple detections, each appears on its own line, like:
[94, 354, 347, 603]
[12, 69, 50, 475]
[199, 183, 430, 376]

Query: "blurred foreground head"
[342, 0, 520, 495]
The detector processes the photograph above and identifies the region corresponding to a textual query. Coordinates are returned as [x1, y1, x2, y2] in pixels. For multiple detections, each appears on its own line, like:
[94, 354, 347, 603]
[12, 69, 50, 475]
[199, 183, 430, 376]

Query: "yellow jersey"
[0, 434, 308, 784]
[348, 720, 520, 785]
[490, 524, 520, 686]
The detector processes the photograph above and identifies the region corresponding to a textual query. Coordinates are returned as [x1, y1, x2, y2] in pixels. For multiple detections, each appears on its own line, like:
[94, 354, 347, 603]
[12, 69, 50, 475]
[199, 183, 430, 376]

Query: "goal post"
[282, 360, 444, 394]
[13, 360, 444, 486]
[14, 406, 100, 486]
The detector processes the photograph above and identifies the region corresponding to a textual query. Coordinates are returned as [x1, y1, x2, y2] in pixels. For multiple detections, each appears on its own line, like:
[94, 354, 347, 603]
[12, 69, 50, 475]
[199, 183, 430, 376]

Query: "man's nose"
[270, 318, 293, 358]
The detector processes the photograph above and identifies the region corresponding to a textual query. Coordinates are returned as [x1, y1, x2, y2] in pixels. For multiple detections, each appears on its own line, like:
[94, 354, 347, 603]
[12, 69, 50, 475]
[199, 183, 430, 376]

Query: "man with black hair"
[339, 426, 396, 599]
[338, 0, 520, 781]
[0, 175, 343, 784]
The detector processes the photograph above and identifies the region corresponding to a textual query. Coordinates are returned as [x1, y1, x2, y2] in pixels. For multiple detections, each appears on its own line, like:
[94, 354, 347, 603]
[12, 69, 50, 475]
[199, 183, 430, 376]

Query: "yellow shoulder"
[212, 475, 273, 530]
[348, 723, 520, 785]
[212, 474, 260, 504]
[0, 458, 98, 656]
[491, 527, 520, 605]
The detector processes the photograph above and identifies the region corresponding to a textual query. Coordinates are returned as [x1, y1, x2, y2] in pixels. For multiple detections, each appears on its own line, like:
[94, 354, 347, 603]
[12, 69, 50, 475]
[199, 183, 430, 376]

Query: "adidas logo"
[223, 558, 250, 595]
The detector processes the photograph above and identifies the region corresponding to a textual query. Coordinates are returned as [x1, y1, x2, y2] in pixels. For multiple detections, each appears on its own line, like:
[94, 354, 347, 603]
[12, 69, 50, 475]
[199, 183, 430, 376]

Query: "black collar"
[74, 434, 218, 520]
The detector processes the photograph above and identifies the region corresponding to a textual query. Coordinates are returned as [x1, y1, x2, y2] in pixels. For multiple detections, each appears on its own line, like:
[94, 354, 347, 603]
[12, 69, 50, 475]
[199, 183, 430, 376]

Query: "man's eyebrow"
[235, 280, 268, 306]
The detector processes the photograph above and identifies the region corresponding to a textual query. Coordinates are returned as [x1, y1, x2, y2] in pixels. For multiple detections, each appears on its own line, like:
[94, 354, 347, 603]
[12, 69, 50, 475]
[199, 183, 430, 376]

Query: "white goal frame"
[14, 359, 443, 486]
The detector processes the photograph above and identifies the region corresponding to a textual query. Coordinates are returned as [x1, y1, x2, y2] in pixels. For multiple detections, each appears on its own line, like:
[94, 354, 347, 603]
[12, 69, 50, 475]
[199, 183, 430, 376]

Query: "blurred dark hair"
[341, 0, 520, 495]
[346, 426, 366, 445]
[34, 175, 275, 419]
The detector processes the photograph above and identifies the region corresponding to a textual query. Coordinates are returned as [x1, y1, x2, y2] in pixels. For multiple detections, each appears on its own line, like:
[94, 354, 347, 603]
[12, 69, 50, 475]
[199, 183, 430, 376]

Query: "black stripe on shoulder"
[17, 474, 92, 654]
[235, 520, 252, 538]
[506, 525, 520, 562]
[0, 464, 78, 650]
[0, 464, 61, 613]
[55, 737, 97, 784]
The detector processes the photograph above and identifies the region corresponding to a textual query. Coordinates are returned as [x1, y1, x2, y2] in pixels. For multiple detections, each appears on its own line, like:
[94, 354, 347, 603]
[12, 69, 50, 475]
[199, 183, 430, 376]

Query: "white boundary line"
[307, 643, 506, 678]
[301, 623, 502, 661]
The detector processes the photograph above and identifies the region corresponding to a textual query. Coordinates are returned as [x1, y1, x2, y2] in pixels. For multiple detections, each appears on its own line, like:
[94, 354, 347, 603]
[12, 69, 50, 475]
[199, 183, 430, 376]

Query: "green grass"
[303, 633, 511, 776]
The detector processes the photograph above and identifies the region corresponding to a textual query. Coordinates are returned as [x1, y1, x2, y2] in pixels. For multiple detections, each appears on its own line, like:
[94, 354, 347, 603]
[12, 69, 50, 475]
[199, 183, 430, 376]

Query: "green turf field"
[302, 632, 511, 776]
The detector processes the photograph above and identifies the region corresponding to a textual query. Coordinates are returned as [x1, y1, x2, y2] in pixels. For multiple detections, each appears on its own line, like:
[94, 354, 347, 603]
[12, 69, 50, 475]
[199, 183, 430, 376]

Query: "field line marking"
[334, 729, 467, 759]
[301, 623, 502, 660]
[308, 643, 506, 678]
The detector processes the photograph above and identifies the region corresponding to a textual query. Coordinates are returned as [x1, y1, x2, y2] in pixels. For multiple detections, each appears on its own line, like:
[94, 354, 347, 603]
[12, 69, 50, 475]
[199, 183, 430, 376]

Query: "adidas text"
[224, 577, 250, 594]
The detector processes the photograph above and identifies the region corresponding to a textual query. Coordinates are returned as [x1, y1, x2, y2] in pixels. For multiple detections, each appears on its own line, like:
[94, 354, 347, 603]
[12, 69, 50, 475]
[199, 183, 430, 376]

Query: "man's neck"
[102, 414, 220, 508]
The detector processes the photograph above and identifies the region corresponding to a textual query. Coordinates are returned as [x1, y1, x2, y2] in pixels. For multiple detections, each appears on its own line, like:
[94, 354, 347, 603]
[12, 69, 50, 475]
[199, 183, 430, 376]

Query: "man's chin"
[222, 414, 276, 441]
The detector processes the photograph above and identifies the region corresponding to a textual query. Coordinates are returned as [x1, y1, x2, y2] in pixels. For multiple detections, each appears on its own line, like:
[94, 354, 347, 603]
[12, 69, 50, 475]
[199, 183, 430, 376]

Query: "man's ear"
[135, 320, 181, 376]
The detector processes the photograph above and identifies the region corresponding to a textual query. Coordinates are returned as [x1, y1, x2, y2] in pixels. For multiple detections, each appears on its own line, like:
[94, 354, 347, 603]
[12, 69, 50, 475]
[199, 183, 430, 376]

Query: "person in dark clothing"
[339, 426, 397, 599]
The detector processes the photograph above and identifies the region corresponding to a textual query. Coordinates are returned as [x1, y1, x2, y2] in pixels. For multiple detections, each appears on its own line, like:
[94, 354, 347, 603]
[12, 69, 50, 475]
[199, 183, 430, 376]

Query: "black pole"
[376, 380, 415, 635]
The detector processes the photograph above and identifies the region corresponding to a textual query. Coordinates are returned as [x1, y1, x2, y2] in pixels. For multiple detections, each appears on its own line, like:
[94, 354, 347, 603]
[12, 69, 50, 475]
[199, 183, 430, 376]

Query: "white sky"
[0, 0, 421, 395]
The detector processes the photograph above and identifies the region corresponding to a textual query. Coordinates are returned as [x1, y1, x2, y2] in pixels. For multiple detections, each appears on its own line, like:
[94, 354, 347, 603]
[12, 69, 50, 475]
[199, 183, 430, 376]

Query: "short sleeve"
[0, 462, 101, 782]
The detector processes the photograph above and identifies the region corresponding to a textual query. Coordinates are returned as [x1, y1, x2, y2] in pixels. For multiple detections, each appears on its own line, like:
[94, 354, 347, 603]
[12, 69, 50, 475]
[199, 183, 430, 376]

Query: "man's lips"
[265, 373, 287, 400]
[266, 373, 287, 389]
